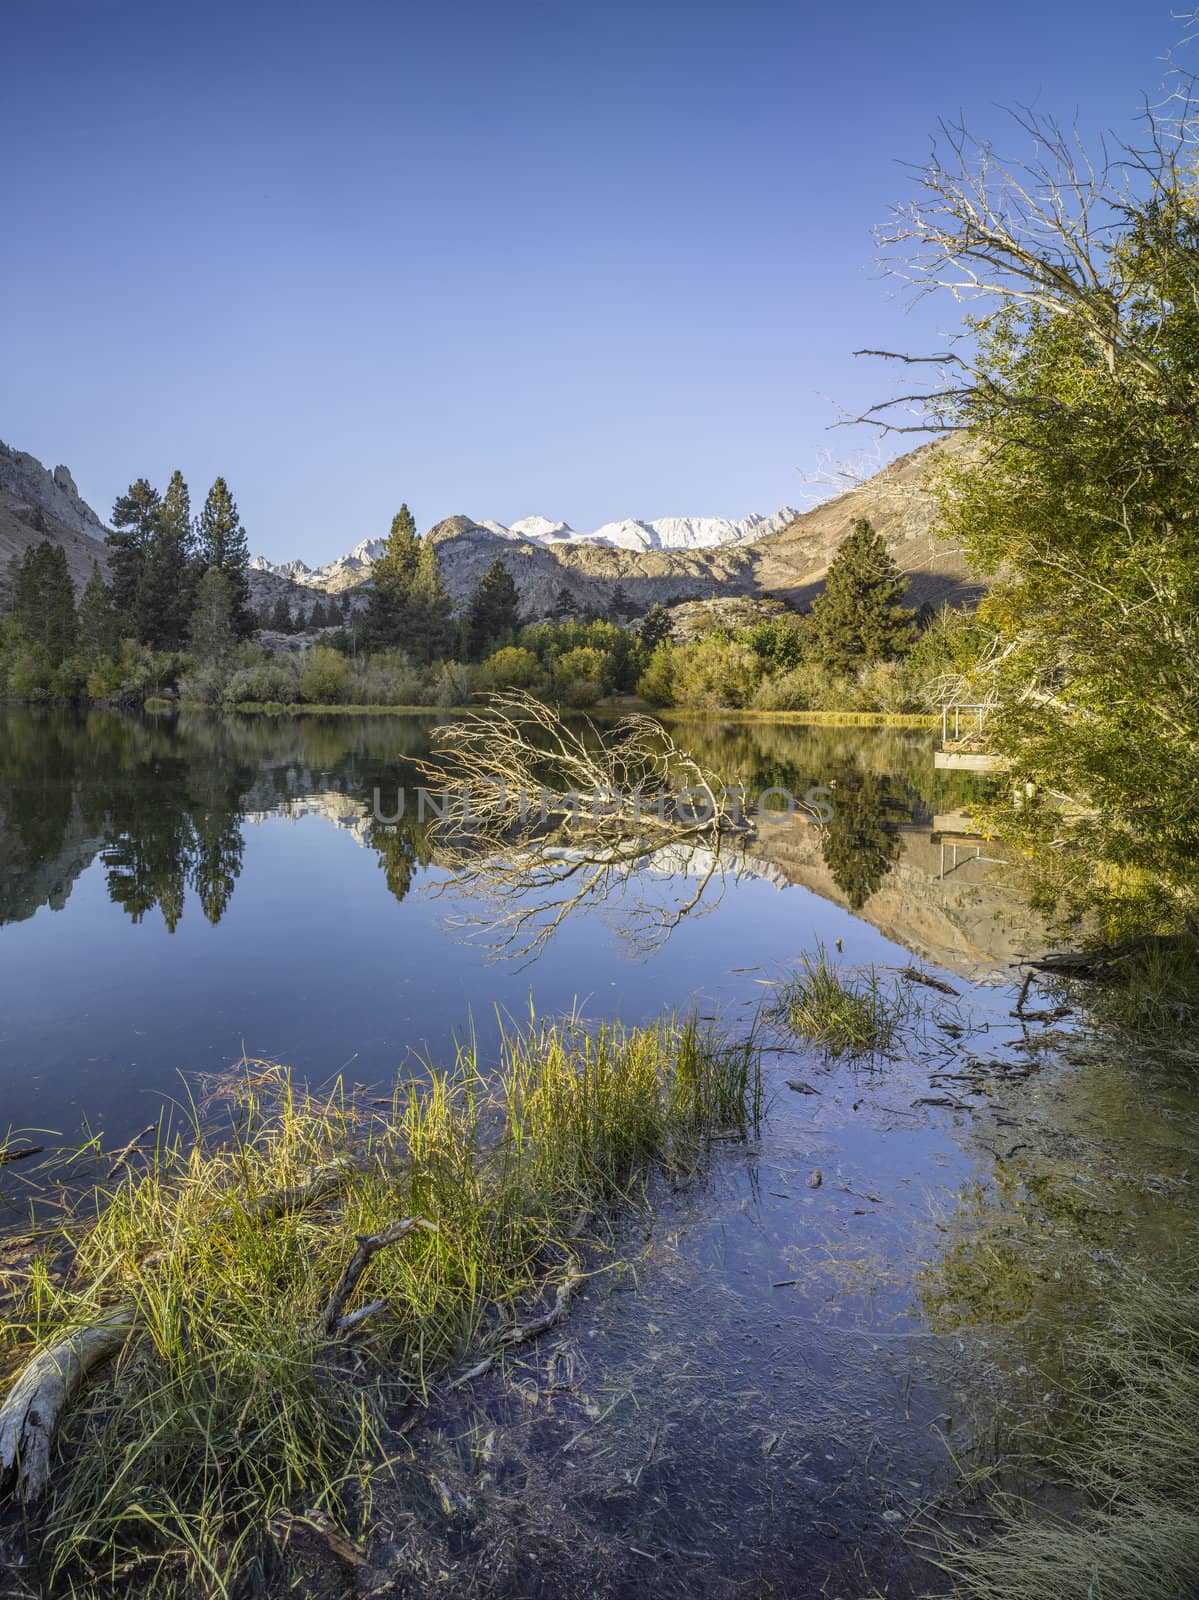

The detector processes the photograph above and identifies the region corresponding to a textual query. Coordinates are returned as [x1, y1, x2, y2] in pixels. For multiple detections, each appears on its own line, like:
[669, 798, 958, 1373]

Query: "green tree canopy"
[364, 503, 421, 648]
[881, 96, 1199, 934]
[405, 538, 455, 664]
[806, 520, 915, 677]
[108, 478, 161, 623]
[11, 541, 78, 664]
[465, 557, 521, 659]
[197, 479, 252, 638]
[639, 603, 673, 653]
[189, 566, 237, 667]
[77, 564, 121, 663]
[139, 469, 195, 650]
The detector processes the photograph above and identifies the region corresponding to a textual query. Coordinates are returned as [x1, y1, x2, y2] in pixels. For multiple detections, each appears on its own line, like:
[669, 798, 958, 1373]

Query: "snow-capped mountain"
[250, 537, 387, 590]
[250, 506, 801, 588]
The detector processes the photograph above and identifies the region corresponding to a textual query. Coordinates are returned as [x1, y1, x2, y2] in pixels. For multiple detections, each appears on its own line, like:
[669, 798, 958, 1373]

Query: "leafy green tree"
[196, 478, 252, 638]
[77, 564, 122, 663]
[807, 520, 915, 676]
[188, 566, 237, 667]
[405, 538, 455, 664]
[746, 613, 806, 673]
[465, 557, 521, 659]
[880, 95, 1199, 934]
[139, 470, 195, 649]
[108, 478, 161, 624]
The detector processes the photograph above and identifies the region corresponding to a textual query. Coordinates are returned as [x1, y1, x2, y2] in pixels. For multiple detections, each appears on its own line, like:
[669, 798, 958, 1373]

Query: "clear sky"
[0, 0, 1182, 560]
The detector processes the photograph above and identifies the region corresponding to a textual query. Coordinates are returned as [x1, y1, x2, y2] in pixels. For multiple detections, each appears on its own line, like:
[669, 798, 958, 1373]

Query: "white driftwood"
[0, 1311, 134, 1499]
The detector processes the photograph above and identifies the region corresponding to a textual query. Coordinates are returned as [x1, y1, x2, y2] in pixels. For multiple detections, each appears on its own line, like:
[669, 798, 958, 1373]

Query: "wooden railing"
[939, 703, 991, 744]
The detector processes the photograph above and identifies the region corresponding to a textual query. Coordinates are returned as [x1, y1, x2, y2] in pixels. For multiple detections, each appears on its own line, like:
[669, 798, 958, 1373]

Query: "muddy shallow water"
[1, 710, 1195, 1597]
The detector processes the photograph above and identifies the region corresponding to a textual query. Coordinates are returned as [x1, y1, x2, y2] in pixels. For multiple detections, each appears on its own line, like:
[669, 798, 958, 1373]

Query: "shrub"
[298, 647, 351, 705]
[636, 641, 676, 706]
[479, 646, 546, 692]
[553, 645, 608, 706]
[670, 633, 764, 709]
[224, 656, 301, 704]
[351, 650, 427, 706]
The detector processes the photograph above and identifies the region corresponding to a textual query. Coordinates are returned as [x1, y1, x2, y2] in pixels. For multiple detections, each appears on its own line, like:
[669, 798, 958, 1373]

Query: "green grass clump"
[5, 1013, 759, 1596]
[939, 1260, 1199, 1600]
[770, 943, 908, 1056]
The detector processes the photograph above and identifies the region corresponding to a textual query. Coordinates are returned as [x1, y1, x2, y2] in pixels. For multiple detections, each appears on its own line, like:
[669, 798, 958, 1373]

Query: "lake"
[0, 707, 995, 1143]
[1, 708, 1193, 1596]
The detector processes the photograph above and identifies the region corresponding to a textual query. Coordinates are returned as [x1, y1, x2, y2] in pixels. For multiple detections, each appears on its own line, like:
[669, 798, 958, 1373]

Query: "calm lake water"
[2, 709, 1193, 1596]
[0, 707, 988, 1143]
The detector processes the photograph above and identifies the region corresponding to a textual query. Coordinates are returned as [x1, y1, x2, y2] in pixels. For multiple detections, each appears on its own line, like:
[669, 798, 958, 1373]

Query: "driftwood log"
[318, 1217, 438, 1337]
[0, 1161, 359, 1501]
[0, 1311, 134, 1500]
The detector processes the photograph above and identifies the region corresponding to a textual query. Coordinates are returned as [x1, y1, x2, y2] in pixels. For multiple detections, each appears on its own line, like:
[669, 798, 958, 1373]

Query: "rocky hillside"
[421, 435, 979, 618]
[0, 442, 112, 588]
[2, 432, 980, 624]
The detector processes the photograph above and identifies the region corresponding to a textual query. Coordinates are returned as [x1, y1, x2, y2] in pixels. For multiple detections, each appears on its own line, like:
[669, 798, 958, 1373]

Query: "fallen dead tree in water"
[416, 692, 764, 958]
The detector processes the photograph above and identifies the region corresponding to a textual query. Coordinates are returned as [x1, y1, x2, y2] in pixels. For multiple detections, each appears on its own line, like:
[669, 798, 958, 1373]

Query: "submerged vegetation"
[0, 1012, 760, 1594]
[941, 1259, 1199, 1600]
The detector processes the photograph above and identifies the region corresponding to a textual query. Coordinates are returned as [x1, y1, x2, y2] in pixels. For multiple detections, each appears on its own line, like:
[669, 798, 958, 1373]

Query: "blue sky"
[0, 0, 1181, 560]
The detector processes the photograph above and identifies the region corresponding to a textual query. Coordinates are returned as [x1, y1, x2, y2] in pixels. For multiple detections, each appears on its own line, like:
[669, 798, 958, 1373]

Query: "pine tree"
[13, 542, 78, 664]
[108, 478, 161, 625]
[77, 564, 121, 663]
[197, 478, 252, 638]
[189, 566, 237, 666]
[270, 595, 293, 632]
[807, 519, 916, 676]
[405, 538, 455, 664]
[551, 582, 578, 620]
[639, 603, 672, 653]
[607, 582, 633, 622]
[0, 555, 17, 619]
[364, 503, 421, 648]
[139, 469, 195, 650]
[309, 597, 328, 630]
[465, 557, 521, 659]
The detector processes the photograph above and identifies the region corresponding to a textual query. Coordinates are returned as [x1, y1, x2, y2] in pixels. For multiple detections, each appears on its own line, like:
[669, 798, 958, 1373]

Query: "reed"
[2, 1012, 760, 1596]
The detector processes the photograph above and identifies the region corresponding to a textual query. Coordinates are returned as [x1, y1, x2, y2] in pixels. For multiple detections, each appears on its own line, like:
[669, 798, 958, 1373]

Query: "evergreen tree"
[139, 470, 195, 650]
[77, 564, 121, 663]
[107, 478, 161, 624]
[12, 542, 78, 664]
[0, 555, 17, 618]
[807, 519, 915, 676]
[363, 503, 421, 648]
[189, 566, 237, 666]
[606, 582, 633, 622]
[196, 478, 252, 638]
[309, 597, 328, 630]
[551, 582, 579, 620]
[405, 538, 455, 664]
[465, 557, 521, 659]
[820, 770, 904, 911]
[639, 603, 673, 653]
[270, 595, 293, 632]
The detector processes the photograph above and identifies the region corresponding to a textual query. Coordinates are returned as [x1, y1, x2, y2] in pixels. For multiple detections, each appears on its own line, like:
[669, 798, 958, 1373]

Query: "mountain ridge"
[1, 435, 981, 625]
